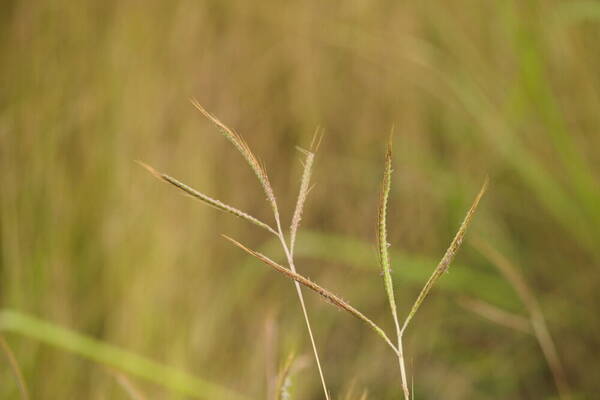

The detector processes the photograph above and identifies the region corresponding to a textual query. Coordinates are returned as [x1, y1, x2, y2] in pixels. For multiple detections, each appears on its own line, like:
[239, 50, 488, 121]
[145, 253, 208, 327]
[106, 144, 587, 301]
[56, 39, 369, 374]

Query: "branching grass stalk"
[143, 113, 488, 398]
[142, 103, 330, 399]
[376, 138, 488, 399]
[276, 129, 329, 398]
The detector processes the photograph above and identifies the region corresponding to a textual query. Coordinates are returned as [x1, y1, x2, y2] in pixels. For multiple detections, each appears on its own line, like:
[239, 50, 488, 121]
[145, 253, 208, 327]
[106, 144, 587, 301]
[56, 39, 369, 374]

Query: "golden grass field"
[1, 1, 600, 398]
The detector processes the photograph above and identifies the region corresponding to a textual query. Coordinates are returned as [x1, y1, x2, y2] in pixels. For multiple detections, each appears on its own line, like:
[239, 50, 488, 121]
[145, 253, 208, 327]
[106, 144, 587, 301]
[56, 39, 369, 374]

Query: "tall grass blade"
[138, 161, 277, 235]
[472, 239, 571, 400]
[401, 178, 488, 333]
[0, 310, 249, 400]
[223, 235, 398, 353]
[457, 296, 532, 334]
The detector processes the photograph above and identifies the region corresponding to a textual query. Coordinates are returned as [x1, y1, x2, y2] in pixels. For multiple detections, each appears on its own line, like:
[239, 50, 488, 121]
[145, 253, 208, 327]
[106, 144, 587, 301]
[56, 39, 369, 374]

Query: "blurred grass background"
[1, 0, 600, 398]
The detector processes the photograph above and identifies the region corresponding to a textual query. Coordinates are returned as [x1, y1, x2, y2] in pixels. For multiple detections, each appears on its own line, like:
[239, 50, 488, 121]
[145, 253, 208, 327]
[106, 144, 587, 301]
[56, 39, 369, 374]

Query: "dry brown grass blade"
[138, 161, 277, 235]
[401, 177, 488, 333]
[472, 238, 571, 400]
[289, 129, 321, 254]
[457, 296, 532, 334]
[0, 335, 29, 400]
[190, 99, 278, 212]
[223, 235, 398, 353]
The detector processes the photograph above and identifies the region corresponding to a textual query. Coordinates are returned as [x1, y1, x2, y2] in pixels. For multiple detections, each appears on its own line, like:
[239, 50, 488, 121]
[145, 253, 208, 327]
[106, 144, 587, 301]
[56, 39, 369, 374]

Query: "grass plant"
[142, 102, 330, 399]
[142, 107, 487, 398]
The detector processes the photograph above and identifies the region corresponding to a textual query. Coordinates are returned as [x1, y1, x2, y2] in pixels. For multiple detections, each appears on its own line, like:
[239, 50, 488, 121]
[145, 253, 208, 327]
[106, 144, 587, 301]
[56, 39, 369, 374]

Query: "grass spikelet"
[401, 177, 489, 333]
[190, 99, 277, 211]
[137, 161, 277, 235]
[289, 129, 321, 254]
[223, 235, 398, 353]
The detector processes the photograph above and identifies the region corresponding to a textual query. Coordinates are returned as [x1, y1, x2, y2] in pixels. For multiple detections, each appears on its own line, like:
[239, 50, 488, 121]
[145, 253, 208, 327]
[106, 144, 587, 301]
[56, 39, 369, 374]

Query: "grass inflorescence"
[141, 103, 488, 399]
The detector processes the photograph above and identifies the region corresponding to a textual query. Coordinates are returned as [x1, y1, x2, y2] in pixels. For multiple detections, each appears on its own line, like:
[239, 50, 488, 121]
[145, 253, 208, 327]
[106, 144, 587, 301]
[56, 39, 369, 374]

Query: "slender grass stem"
[153, 102, 331, 399]
[397, 336, 410, 400]
[274, 216, 330, 400]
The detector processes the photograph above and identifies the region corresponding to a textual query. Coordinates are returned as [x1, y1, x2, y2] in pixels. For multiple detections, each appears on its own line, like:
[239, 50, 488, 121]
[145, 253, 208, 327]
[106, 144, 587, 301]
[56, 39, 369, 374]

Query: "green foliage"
[0, 310, 248, 400]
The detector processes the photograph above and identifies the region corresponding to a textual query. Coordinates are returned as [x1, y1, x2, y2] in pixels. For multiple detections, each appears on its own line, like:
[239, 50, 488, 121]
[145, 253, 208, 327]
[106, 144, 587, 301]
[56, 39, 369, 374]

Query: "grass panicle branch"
[143, 121, 489, 399]
[289, 129, 322, 254]
[376, 139, 410, 399]
[149, 101, 330, 399]
[377, 138, 399, 327]
[223, 235, 399, 353]
[137, 161, 277, 235]
[191, 99, 278, 213]
[401, 177, 489, 334]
